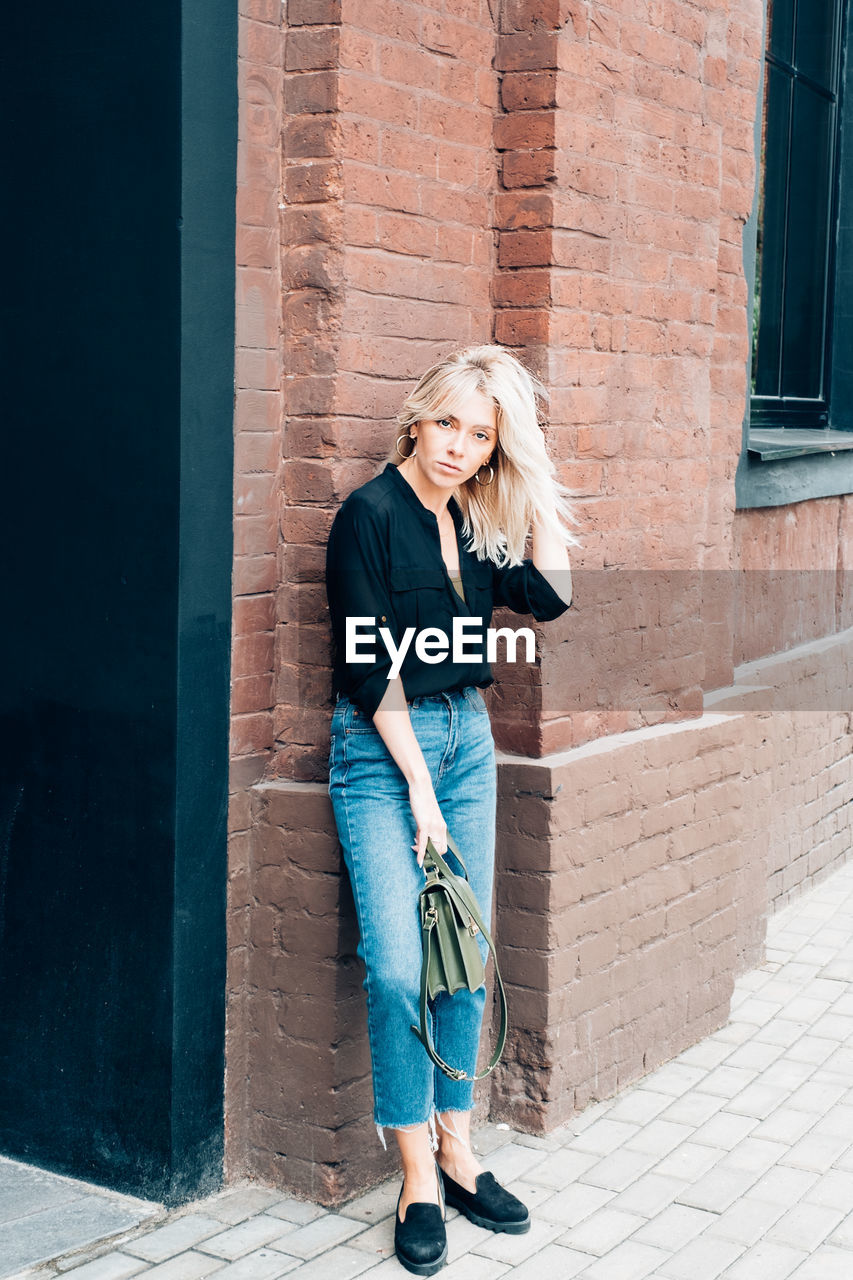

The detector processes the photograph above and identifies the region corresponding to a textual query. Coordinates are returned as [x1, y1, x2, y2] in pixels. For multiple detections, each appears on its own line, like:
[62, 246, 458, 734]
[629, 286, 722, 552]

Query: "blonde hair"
[395, 344, 578, 567]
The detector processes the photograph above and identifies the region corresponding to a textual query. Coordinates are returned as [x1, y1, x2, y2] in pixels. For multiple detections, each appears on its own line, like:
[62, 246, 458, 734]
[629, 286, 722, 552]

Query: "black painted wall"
[0, 2, 236, 1204]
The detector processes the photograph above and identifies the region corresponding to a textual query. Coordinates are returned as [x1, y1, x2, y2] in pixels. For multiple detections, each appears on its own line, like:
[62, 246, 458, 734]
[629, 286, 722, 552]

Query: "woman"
[325, 345, 574, 1276]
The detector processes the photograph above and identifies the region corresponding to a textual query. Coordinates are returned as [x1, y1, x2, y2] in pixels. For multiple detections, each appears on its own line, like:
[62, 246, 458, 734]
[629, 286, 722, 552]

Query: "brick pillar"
[234, 0, 502, 1203]
[485, 0, 763, 1133]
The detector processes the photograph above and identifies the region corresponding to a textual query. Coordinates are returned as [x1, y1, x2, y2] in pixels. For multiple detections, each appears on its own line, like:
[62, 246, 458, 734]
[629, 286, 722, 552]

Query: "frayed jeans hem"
[375, 1106, 474, 1151]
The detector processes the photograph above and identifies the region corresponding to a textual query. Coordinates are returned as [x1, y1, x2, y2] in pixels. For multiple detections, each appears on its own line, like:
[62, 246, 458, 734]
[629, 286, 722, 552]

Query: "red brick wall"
[490, 628, 853, 1133]
[226, 0, 284, 1184]
[225, 0, 853, 1203]
[484, 0, 763, 754]
[734, 495, 853, 664]
[275, 0, 497, 782]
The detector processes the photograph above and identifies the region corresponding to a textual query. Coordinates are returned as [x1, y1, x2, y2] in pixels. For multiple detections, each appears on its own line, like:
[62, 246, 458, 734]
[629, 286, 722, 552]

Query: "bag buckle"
[467, 919, 479, 936]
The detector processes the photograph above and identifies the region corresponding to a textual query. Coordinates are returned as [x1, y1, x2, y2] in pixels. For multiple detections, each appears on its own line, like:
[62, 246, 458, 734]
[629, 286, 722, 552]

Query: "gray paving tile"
[438, 1257, 511, 1280]
[470, 1124, 517, 1157]
[692, 1065, 759, 1100]
[576, 1147, 659, 1193]
[657, 1091, 727, 1127]
[356, 1252, 508, 1279]
[337, 1179, 400, 1224]
[630, 1202, 717, 1250]
[778, 1128, 852, 1172]
[205, 1248, 301, 1279]
[521, 1147, 599, 1188]
[572, 1119, 644, 1157]
[470, 1215, 562, 1264]
[608, 1172, 684, 1217]
[672, 1039, 733, 1072]
[603, 1091, 673, 1127]
[266, 1213, 364, 1260]
[640, 1063, 711, 1097]
[446, 1213, 491, 1264]
[722, 1083, 792, 1121]
[569, 1099, 618, 1132]
[719, 1135, 788, 1175]
[536, 1181, 615, 1228]
[273, 1242, 378, 1279]
[622, 1119, 694, 1158]
[0, 1164, 80, 1225]
[556, 1205, 648, 1256]
[787, 1244, 853, 1279]
[0, 1194, 157, 1276]
[653, 1231, 745, 1279]
[575, 1237, 671, 1279]
[804, 1168, 853, 1212]
[491, 1242, 595, 1278]
[190, 1187, 287, 1226]
[707, 1194, 787, 1246]
[765, 1199, 848, 1252]
[263, 1198, 327, 1226]
[196, 1213, 297, 1259]
[122, 1216, 230, 1264]
[653, 1140, 724, 1182]
[345, 1210, 394, 1260]
[747, 1163, 821, 1205]
[675, 1165, 763, 1214]
[721, 1239, 809, 1280]
[499, 1179, 555, 1216]
[512, 1132, 565, 1154]
[828, 1210, 853, 1248]
[59, 1253, 149, 1280]
[132, 1252, 226, 1279]
[690, 1111, 758, 1151]
[751, 1105, 817, 1145]
[479, 1143, 549, 1185]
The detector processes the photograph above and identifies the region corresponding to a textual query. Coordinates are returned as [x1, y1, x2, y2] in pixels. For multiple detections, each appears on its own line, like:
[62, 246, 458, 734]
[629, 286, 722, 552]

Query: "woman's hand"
[408, 776, 447, 866]
[370, 677, 447, 866]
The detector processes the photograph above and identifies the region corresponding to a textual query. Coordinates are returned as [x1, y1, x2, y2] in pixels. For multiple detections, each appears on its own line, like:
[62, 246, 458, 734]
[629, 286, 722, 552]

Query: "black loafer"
[439, 1167, 530, 1234]
[394, 1170, 448, 1276]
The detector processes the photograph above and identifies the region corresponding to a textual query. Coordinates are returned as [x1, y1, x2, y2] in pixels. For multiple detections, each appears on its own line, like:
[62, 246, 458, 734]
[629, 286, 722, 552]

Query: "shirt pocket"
[461, 559, 494, 626]
[389, 565, 449, 634]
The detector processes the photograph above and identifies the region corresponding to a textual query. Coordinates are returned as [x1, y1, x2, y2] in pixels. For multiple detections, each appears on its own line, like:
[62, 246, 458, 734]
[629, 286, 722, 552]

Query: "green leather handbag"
[410, 834, 508, 1082]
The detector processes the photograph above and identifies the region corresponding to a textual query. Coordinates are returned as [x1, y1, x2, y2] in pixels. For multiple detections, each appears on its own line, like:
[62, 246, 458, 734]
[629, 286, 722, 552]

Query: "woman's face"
[410, 389, 498, 492]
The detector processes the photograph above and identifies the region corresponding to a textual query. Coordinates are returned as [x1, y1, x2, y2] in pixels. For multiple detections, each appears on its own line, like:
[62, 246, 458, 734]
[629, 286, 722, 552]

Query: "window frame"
[737, 0, 853, 509]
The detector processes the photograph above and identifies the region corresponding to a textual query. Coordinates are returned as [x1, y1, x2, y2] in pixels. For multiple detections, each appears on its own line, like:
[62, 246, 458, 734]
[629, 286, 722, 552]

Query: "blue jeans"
[328, 686, 497, 1138]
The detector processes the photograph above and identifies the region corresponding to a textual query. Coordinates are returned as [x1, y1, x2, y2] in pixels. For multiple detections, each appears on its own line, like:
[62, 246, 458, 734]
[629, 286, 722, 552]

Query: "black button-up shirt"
[325, 463, 571, 717]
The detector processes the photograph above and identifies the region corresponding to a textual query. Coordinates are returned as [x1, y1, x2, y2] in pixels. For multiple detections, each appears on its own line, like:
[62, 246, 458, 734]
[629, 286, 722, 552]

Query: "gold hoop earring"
[474, 463, 494, 486]
[396, 432, 416, 459]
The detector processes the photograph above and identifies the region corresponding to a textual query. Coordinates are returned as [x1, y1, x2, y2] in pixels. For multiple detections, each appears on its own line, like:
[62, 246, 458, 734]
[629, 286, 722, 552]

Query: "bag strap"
[425, 833, 469, 881]
[410, 838, 508, 1082]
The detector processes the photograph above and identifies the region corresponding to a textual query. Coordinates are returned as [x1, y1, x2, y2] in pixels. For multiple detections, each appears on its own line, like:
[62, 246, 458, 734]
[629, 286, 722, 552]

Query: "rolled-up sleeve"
[325, 496, 398, 717]
[491, 559, 572, 622]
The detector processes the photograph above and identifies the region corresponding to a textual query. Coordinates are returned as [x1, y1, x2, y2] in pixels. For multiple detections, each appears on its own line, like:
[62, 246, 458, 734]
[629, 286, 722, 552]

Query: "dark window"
[750, 0, 845, 433]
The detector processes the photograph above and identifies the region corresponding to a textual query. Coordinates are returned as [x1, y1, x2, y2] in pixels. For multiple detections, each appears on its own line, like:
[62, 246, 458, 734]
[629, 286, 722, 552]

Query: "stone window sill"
[747, 428, 853, 461]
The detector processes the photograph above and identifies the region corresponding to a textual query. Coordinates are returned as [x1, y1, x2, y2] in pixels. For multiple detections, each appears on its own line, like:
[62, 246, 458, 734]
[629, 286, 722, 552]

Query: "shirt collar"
[384, 462, 440, 527]
[384, 462, 467, 541]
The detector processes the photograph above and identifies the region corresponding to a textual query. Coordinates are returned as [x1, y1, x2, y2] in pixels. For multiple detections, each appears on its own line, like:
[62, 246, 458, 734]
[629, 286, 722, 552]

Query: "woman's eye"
[437, 418, 452, 429]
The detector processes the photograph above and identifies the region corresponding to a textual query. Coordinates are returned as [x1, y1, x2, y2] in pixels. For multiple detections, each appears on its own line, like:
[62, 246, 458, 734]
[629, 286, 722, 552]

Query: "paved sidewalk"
[10, 857, 853, 1280]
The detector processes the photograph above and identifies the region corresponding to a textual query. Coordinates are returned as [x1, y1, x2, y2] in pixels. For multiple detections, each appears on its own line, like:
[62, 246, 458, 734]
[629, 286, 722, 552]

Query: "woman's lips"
[437, 461, 461, 472]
